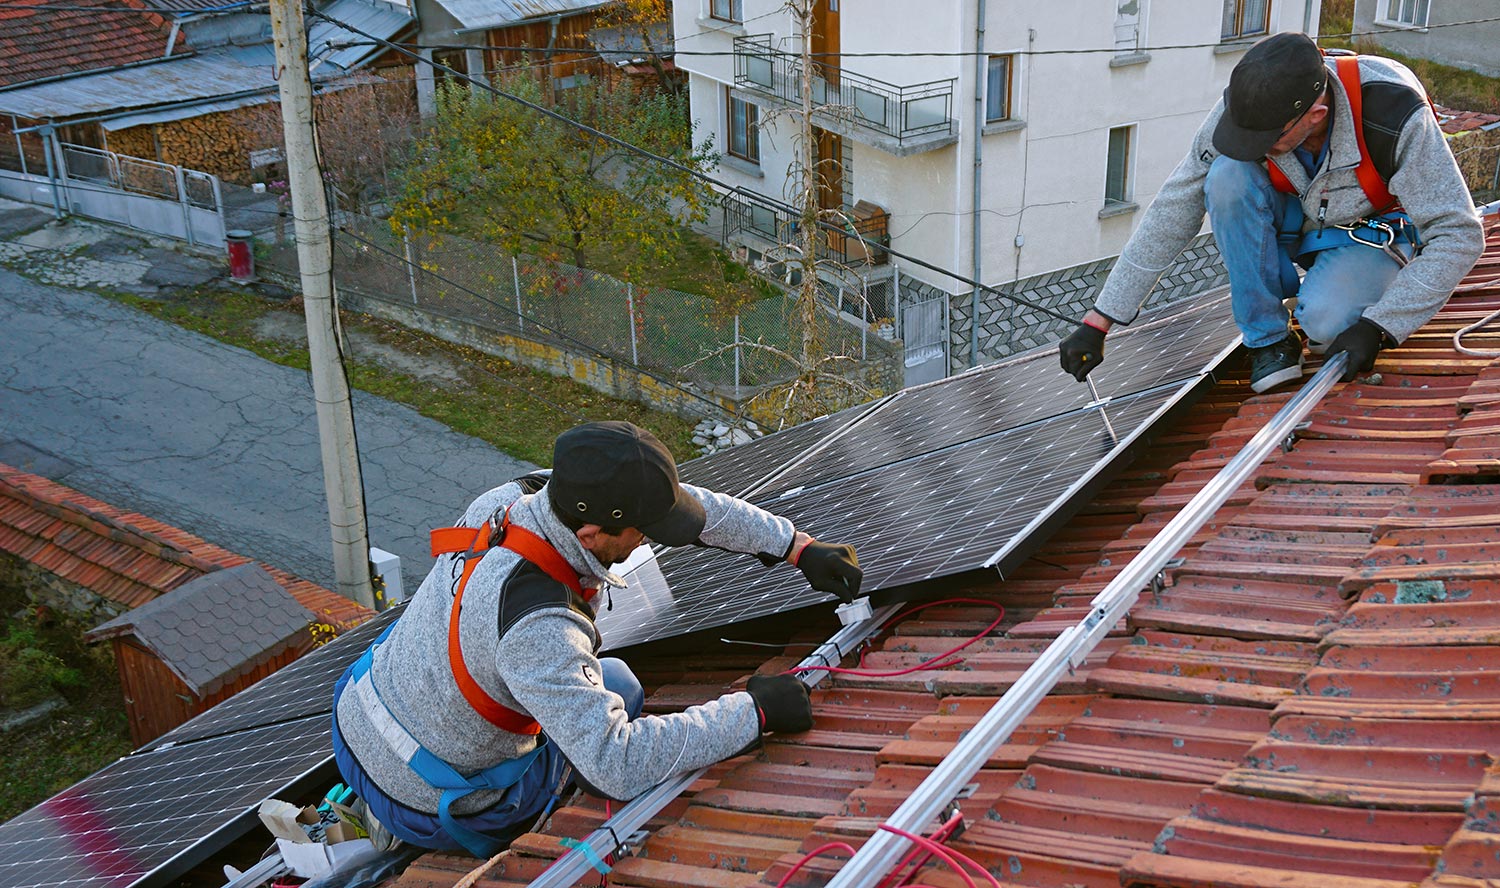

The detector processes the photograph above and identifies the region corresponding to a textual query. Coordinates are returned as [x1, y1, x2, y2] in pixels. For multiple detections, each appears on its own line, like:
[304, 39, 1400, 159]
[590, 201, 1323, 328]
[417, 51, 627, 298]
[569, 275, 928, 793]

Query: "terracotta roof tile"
[0, 0, 188, 89]
[0, 463, 372, 631]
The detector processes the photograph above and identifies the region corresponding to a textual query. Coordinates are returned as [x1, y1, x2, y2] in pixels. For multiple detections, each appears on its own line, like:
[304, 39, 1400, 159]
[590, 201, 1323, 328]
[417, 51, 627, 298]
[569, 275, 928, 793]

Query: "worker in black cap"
[331, 421, 861, 856]
[1059, 31, 1481, 393]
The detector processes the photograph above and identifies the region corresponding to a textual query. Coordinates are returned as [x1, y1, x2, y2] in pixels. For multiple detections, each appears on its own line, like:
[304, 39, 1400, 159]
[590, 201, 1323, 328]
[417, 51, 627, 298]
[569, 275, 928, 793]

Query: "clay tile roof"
[86, 562, 314, 696]
[390, 218, 1500, 888]
[0, 0, 189, 90]
[1435, 104, 1500, 136]
[0, 462, 371, 630]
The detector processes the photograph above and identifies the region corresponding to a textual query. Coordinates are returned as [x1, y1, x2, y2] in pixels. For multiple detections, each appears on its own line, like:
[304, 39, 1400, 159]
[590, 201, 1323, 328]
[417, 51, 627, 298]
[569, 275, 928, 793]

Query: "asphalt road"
[0, 234, 536, 595]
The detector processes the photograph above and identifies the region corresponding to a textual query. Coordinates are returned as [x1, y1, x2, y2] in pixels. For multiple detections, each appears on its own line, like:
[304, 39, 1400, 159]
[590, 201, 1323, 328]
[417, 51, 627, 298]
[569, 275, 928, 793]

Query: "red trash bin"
[226, 229, 256, 282]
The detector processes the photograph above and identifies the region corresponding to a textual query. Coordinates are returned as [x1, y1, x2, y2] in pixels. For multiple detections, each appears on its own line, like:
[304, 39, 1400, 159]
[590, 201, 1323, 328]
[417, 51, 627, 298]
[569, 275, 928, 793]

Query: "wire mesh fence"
[256, 214, 901, 397]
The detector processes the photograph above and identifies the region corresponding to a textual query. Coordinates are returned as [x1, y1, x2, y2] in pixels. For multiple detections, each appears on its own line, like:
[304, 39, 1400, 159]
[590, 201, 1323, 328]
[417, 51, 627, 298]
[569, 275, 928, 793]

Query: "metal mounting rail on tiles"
[525, 602, 904, 888]
[824, 354, 1348, 888]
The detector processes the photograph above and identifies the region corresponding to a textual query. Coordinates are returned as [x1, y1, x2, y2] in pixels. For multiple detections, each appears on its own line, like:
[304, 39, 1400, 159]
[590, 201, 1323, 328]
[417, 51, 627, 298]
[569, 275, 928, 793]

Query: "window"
[1377, 0, 1429, 27]
[1220, 0, 1269, 40]
[985, 55, 1013, 123]
[710, 0, 742, 23]
[727, 90, 760, 163]
[1105, 125, 1133, 204]
[1114, 0, 1144, 54]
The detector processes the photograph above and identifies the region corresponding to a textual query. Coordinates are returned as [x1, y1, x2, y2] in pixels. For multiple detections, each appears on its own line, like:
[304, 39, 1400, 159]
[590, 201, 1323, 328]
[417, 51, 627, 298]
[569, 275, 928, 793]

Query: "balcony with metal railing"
[721, 189, 890, 270]
[733, 35, 959, 156]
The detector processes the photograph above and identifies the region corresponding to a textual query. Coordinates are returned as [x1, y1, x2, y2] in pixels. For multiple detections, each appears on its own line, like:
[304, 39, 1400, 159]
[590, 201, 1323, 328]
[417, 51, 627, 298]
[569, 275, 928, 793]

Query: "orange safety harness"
[1266, 54, 1435, 214]
[429, 512, 593, 735]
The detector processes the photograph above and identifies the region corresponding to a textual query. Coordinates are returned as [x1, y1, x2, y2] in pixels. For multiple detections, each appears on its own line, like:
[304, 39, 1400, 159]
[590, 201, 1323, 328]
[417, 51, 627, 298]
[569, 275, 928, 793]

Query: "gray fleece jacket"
[335, 477, 796, 814]
[1094, 54, 1482, 343]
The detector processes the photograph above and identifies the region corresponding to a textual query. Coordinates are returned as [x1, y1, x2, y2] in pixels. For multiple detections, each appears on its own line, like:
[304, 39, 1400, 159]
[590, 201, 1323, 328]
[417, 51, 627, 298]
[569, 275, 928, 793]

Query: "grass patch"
[113, 288, 699, 465]
[0, 590, 132, 823]
[1322, 0, 1500, 113]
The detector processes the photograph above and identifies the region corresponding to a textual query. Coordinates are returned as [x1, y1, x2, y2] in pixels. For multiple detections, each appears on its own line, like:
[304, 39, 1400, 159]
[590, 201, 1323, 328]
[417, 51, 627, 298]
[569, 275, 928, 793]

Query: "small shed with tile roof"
[86, 563, 318, 745]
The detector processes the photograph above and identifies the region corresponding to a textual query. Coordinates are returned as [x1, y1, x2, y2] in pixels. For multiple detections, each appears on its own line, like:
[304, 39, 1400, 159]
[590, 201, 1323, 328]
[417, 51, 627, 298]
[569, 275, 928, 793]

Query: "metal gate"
[894, 265, 949, 387]
[45, 142, 227, 247]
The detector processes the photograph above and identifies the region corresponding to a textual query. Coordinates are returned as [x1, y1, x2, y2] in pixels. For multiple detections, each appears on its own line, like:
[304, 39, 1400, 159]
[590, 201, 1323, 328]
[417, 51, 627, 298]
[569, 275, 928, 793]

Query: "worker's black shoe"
[1249, 334, 1304, 393]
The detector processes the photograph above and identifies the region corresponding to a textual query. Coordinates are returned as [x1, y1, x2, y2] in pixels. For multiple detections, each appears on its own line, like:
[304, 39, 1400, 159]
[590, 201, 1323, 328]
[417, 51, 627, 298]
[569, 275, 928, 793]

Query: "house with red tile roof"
[381, 215, 1500, 888]
[0, 462, 372, 743]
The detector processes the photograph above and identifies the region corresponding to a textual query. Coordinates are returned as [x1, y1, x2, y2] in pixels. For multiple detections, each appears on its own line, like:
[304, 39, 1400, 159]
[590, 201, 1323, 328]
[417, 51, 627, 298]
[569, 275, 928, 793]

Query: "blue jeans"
[332, 657, 645, 852]
[1204, 156, 1413, 348]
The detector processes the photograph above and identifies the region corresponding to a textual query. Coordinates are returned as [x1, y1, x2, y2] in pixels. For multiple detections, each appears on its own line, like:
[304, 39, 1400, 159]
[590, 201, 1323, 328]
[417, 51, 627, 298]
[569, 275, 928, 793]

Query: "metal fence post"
[626, 282, 639, 365]
[173, 165, 196, 246]
[403, 226, 418, 306]
[893, 262, 903, 341]
[512, 256, 523, 331]
[734, 313, 741, 390]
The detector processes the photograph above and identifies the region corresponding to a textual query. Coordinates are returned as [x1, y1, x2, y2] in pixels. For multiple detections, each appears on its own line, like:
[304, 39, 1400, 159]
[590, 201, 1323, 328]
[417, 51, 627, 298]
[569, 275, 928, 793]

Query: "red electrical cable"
[880, 812, 964, 888]
[786, 598, 1005, 679]
[774, 841, 860, 888]
[878, 825, 1001, 888]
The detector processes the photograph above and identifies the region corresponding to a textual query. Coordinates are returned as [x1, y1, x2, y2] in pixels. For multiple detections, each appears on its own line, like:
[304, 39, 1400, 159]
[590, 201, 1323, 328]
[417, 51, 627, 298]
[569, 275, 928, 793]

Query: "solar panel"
[595, 293, 1239, 650]
[144, 604, 403, 749]
[597, 382, 1190, 649]
[0, 716, 332, 888]
[678, 293, 1236, 501]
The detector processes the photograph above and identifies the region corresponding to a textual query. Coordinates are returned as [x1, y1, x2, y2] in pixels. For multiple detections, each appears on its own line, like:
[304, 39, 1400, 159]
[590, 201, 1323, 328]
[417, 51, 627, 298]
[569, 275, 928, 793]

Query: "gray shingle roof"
[89, 563, 315, 696]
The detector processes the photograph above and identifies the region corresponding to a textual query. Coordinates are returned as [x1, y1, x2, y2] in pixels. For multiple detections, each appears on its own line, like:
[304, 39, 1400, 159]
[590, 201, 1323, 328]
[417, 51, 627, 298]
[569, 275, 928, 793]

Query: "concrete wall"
[1354, 0, 1500, 77]
[676, 0, 1315, 371]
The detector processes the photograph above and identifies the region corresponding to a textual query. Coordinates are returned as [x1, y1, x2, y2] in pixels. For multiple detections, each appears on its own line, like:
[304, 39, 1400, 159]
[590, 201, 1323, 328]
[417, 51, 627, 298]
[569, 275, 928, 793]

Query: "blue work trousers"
[1203, 156, 1413, 349]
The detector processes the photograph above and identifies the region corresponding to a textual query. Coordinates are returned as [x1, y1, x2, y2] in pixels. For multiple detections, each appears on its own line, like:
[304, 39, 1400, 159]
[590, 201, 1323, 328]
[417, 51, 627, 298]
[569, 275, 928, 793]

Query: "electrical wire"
[784, 598, 1004, 679]
[877, 825, 1001, 888]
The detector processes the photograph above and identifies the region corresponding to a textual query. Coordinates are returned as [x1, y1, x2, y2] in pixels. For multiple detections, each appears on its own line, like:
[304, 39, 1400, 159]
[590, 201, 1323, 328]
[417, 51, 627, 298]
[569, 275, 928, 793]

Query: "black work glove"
[1058, 322, 1106, 381]
[1326, 318, 1390, 382]
[746, 674, 813, 734]
[793, 539, 862, 603]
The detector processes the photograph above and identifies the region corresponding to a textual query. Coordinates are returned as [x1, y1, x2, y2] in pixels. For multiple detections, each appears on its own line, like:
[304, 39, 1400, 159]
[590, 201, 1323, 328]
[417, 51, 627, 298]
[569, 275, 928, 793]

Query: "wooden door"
[811, 0, 841, 83]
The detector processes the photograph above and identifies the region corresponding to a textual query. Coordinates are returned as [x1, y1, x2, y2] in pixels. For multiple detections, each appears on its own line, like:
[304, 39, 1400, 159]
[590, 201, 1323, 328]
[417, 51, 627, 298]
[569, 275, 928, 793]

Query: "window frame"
[709, 0, 743, 24]
[726, 88, 760, 164]
[1104, 123, 1135, 206]
[1220, 0, 1271, 41]
[1375, 0, 1430, 28]
[985, 54, 1014, 124]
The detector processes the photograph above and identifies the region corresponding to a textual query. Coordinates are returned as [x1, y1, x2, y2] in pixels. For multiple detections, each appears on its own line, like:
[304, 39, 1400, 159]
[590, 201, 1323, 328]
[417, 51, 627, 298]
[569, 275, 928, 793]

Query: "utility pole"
[269, 0, 376, 609]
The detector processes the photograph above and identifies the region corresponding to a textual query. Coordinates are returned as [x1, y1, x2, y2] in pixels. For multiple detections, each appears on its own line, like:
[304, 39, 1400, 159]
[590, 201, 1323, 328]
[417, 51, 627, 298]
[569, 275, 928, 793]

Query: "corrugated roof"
[87, 563, 314, 696]
[100, 69, 383, 131]
[389, 215, 1500, 888]
[432, 0, 604, 32]
[0, 0, 410, 121]
[310, 0, 414, 71]
[0, 462, 372, 630]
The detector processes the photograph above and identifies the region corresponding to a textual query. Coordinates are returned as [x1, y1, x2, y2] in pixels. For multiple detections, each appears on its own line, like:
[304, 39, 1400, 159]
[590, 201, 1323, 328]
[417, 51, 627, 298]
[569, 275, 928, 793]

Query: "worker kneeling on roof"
[1058, 32, 1483, 395]
[331, 420, 862, 857]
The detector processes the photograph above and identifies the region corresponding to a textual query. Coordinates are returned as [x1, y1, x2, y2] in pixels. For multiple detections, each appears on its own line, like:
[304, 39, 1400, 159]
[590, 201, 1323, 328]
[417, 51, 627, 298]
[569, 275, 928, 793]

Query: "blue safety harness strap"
[1294, 212, 1418, 262]
[345, 623, 547, 858]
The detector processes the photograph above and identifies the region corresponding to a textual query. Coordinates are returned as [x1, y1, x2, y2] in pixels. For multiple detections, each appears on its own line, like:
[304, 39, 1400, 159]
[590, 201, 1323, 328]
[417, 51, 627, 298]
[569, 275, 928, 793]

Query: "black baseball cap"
[1213, 32, 1329, 161]
[547, 421, 705, 545]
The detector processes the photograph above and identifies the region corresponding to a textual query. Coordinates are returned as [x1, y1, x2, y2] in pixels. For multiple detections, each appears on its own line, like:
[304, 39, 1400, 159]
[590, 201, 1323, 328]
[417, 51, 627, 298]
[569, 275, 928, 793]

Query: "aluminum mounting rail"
[824, 354, 1348, 888]
[525, 602, 904, 888]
